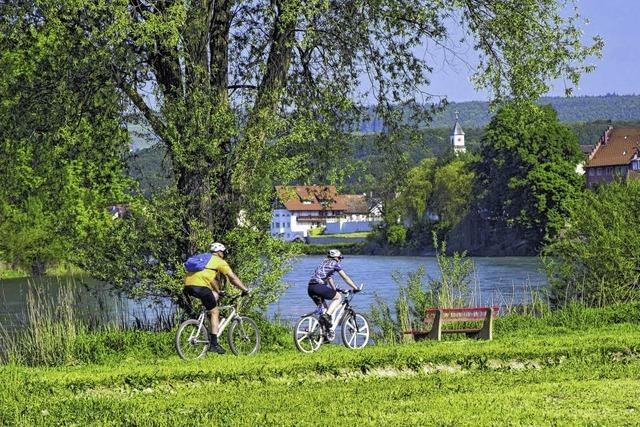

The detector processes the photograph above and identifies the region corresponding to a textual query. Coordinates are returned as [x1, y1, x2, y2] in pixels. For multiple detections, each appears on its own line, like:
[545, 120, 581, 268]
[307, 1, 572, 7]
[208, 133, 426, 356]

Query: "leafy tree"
[0, 2, 131, 275]
[431, 156, 476, 235]
[396, 158, 437, 223]
[1, 0, 601, 301]
[543, 180, 640, 306]
[475, 102, 585, 249]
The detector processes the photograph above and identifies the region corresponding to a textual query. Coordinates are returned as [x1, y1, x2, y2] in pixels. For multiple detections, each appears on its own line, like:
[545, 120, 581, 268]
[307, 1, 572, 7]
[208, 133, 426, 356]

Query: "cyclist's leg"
[186, 286, 223, 353]
[307, 283, 325, 312]
[326, 291, 342, 318]
[309, 284, 338, 327]
[180, 287, 196, 319]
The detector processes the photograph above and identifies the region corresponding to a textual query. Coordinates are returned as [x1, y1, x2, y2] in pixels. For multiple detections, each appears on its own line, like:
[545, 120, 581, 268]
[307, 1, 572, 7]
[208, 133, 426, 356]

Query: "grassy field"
[1, 320, 639, 426]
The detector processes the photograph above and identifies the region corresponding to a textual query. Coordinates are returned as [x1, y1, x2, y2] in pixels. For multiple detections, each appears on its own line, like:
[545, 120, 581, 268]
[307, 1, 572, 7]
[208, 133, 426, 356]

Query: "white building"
[271, 185, 347, 241]
[450, 112, 465, 154]
[324, 194, 382, 234]
[271, 186, 382, 241]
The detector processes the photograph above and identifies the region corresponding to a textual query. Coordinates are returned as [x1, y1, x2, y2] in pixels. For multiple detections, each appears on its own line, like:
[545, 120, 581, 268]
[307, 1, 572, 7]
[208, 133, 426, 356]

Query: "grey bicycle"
[175, 292, 260, 360]
[293, 286, 370, 353]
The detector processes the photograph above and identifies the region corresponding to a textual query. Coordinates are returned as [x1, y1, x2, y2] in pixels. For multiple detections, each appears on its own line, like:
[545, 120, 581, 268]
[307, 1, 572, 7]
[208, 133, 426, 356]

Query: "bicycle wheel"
[227, 316, 260, 356]
[294, 315, 324, 353]
[175, 319, 209, 360]
[341, 312, 370, 349]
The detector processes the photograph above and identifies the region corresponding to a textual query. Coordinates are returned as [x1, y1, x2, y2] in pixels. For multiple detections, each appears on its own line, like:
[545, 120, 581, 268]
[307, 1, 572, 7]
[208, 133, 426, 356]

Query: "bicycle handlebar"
[336, 284, 364, 295]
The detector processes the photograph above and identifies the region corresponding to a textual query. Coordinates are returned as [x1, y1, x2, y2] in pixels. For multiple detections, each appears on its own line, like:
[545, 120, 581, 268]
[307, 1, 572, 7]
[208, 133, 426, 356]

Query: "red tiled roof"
[275, 185, 347, 212]
[587, 128, 640, 167]
[337, 194, 370, 214]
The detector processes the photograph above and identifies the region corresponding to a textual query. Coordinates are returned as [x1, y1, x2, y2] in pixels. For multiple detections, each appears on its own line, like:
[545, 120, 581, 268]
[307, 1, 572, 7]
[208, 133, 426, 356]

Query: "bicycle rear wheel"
[175, 319, 209, 360]
[227, 316, 260, 356]
[341, 312, 370, 349]
[294, 315, 324, 353]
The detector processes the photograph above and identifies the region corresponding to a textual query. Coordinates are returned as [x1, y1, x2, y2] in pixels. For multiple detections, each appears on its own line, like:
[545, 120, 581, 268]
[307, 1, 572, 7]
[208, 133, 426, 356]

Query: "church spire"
[450, 111, 465, 153]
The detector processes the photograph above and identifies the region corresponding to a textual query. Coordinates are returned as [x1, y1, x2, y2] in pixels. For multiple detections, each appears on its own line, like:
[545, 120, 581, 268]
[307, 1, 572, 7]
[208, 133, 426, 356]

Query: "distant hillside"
[359, 94, 640, 132]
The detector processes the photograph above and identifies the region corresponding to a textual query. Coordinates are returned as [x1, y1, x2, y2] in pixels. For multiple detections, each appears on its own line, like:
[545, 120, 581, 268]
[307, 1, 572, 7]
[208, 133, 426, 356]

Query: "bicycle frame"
[190, 295, 241, 340]
[327, 290, 355, 332]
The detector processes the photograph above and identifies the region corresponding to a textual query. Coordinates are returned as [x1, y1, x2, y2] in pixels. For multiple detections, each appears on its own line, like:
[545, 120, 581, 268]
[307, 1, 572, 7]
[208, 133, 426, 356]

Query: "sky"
[424, 0, 640, 102]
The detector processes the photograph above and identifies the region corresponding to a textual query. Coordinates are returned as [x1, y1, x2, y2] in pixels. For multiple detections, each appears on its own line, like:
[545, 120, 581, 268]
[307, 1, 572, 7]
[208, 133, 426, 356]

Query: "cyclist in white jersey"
[307, 249, 360, 331]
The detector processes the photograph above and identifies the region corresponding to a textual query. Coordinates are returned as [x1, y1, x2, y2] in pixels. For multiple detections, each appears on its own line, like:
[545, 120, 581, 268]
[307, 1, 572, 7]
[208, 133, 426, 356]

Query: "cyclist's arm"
[327, 276, 336, 290]
[337, 270, 358, 290]
[225, 270, 249, 293]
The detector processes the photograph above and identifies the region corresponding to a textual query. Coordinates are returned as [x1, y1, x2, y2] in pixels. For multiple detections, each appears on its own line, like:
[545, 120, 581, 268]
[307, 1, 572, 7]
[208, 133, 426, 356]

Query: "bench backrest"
[423, 306, 499, 323]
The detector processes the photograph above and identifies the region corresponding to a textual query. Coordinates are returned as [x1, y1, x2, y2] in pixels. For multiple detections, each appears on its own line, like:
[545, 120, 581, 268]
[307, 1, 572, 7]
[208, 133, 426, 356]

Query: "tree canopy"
[0, 0, 602, 301]
[474, 102, 585, 248]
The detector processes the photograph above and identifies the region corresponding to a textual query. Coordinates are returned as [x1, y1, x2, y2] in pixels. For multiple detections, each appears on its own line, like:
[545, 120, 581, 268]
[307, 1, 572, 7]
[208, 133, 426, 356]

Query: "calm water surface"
[274, 255, 546, 320]
[0, 256, 546, 330]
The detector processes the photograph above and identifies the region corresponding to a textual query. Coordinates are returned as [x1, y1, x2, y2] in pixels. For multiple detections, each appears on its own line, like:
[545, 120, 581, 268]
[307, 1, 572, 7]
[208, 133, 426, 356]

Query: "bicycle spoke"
[175, 319, 209, 361]
[228, 316, 260, 356]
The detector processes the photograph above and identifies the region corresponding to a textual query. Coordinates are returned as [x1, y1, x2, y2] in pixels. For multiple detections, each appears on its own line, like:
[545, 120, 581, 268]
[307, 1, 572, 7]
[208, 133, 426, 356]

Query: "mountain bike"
[175, 292, 260, 360]
[293, 286, 370, 353]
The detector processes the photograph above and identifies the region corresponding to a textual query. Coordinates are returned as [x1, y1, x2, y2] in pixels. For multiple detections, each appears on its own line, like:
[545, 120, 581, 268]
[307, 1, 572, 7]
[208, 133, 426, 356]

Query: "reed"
[0, 278, 82, 366]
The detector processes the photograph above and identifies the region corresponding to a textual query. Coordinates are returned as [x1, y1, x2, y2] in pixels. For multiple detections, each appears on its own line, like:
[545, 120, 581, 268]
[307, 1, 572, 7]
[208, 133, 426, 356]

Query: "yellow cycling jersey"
[184, 255, 232, 289]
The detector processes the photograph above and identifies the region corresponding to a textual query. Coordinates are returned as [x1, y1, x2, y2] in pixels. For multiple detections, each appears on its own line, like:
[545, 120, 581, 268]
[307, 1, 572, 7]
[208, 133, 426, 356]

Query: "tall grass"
[1, 280, 82, 366]
[370, 236, 477, 344]
[0, 278, 179, 366]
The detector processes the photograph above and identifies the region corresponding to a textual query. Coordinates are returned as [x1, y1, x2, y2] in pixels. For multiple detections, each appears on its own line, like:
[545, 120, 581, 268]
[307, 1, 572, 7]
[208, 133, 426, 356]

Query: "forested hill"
[359, 94, 640, 132]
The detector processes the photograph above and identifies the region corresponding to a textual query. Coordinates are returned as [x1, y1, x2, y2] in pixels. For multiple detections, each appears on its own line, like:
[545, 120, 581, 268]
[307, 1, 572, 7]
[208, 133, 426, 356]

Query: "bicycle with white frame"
[175, 292, 260, 360]
[293, 285, 370, 353]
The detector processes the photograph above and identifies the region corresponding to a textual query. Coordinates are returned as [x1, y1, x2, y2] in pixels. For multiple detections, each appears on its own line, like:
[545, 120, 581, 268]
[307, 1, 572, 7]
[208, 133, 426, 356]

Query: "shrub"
[543, 179, 640, 306]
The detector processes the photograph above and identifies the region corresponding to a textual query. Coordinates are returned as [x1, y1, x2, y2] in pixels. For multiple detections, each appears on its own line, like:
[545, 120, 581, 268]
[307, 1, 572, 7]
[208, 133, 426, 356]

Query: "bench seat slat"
[425, 306, 499, 314]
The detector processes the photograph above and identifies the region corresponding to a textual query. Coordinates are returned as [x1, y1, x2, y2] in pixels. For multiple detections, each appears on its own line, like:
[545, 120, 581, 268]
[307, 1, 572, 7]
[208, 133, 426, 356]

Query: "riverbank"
[0, 263, 83, 279]
[1, 304, 639, 425]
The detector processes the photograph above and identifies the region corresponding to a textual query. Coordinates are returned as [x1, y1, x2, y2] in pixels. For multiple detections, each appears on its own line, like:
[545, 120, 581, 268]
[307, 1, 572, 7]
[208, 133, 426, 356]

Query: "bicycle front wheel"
[175, 319, 209, 360]
[294, 315, 324, 353]
[227, 316, 260, 356]
[341, 312, 370, 349]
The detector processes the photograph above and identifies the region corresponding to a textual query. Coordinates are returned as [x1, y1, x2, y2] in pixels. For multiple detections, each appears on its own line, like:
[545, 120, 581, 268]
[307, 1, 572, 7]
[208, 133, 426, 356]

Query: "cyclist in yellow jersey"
[183, 242, 250, 354]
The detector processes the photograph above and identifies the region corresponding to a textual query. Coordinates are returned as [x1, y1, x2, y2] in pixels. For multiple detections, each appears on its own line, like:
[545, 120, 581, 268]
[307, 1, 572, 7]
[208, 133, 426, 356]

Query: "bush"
[543, 179, 640, 306]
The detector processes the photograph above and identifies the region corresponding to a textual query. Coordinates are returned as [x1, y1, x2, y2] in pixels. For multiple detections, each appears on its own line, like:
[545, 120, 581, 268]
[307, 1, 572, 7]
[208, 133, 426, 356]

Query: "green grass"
[1, 323, 639, 425]
[1, 302, 640, 425]
[315, 231, 371, 238]
[0, 262, 83, 279]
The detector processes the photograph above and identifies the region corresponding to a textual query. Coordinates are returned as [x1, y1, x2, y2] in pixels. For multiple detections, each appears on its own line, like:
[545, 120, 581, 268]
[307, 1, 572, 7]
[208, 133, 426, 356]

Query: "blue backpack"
[184, 252, 213, 272]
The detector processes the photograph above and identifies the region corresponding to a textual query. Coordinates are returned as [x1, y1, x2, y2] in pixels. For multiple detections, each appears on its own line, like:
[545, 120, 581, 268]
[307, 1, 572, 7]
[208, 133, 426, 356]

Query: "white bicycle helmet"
[209, 242, 227, 253]
[327, 248, 343, 260]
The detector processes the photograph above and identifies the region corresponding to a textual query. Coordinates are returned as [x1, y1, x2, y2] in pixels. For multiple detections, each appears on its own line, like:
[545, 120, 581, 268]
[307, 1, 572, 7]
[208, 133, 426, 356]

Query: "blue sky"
[425, 0, 640, 102]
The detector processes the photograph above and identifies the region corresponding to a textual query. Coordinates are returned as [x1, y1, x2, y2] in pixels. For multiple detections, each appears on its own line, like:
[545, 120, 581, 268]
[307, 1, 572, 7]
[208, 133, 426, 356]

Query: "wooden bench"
[406, 306, 499, 341]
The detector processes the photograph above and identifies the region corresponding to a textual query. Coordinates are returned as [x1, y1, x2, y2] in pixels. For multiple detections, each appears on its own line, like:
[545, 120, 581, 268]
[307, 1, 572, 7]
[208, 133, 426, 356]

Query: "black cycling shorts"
[183, 286, 218, 311]
[308, 282, 337, 306]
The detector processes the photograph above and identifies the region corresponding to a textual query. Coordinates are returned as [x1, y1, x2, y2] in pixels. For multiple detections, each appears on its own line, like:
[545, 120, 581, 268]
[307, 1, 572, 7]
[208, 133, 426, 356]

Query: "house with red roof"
[584, 126, 640, 188]
[271, 185, 381, 241]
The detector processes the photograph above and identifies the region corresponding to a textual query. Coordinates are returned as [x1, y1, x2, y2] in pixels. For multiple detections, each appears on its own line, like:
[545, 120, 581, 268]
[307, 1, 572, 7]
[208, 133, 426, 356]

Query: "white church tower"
[450, 111, 465, 154]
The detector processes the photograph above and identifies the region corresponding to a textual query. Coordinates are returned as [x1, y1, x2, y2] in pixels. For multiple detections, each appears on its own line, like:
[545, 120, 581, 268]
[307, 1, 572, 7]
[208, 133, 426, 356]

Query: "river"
[0, 255, 546, 330]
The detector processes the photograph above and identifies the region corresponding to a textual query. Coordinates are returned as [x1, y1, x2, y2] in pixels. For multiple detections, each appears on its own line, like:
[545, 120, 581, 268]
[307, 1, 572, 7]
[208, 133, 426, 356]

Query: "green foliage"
[385, 224, 408, 246]
[307, 227, 325, 237]
[0, 4, 132, 274]
[543, 179, 640, 306]
[370, 241, 475, 343]
[475, 102, 585, 249]
[1, 0, 603, 310]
